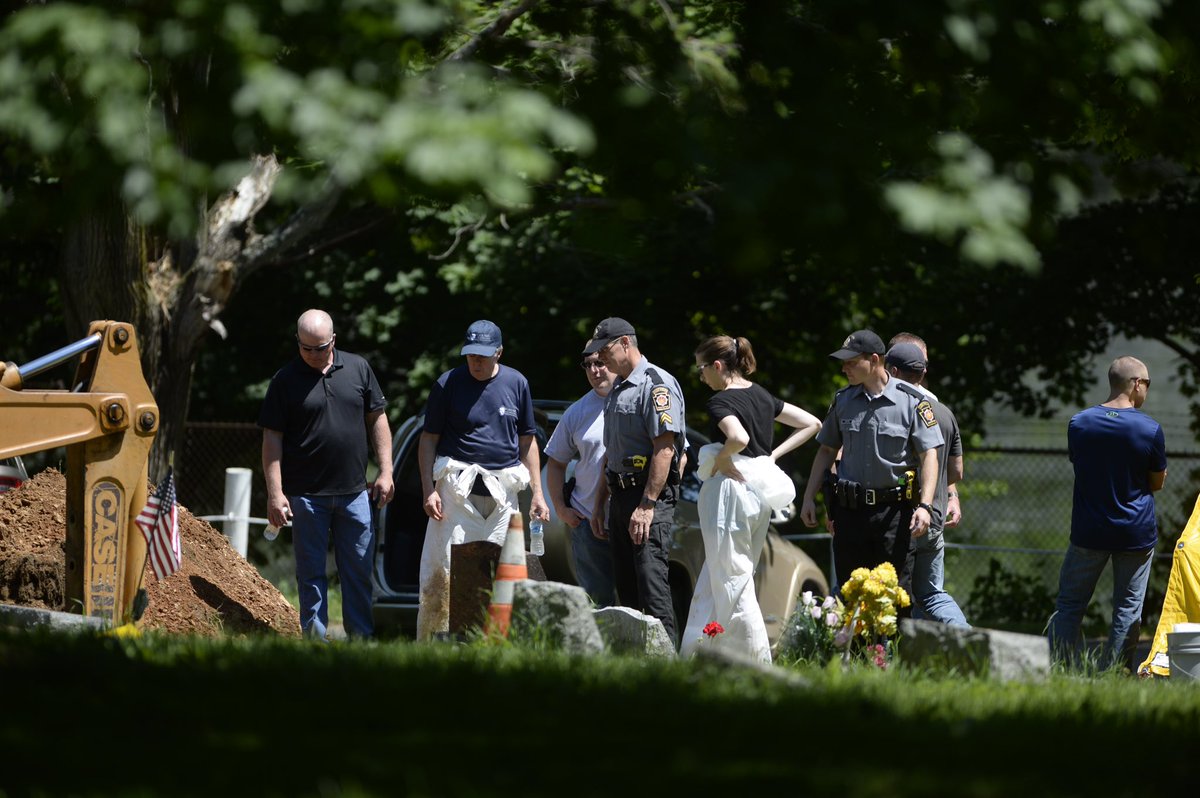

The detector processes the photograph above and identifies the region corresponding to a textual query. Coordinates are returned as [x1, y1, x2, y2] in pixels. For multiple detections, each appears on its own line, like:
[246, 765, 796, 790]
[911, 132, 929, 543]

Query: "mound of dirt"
[0, 469, 299, 637]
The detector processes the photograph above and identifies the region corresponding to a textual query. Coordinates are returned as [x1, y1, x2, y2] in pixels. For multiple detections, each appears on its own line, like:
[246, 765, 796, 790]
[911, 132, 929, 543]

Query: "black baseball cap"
[885, 342, 927, 372]
[582, 317, 636, 355]
[829, 329, 886, 361]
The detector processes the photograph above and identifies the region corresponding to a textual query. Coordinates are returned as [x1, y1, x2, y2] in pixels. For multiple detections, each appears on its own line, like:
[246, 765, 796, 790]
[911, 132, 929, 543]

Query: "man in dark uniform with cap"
[583, 317, 687, 644]
[799, 329, 943, 594]
[885, 336, 969, 626]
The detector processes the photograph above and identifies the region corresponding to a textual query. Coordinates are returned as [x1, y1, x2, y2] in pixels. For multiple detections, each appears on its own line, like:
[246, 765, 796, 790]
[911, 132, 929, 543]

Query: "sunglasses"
[296, 335, 335, 353]
[581, 359, 606, 371]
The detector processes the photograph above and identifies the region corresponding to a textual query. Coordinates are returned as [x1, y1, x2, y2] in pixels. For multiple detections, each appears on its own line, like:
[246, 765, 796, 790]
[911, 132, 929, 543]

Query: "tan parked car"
[372, 400, 828, 646]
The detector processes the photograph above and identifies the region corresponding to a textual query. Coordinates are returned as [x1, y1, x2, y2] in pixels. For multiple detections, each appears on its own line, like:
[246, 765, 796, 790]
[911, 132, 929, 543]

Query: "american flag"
[135, 467, 181, 580]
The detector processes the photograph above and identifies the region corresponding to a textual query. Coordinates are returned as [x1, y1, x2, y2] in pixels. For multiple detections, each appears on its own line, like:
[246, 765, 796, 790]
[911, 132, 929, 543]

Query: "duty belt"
[833, 479, 905, 509]
[606, 470, 645, 491]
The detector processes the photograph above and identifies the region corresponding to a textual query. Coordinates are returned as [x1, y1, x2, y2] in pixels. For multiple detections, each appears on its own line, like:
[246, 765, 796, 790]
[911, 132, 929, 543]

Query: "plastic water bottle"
[529, 517, 545, 556]
[264, 511, 291, 542]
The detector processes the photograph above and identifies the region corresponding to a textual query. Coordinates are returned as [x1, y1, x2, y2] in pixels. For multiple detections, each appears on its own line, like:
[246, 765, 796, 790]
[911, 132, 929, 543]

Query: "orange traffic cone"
[486, 511, 528, 638]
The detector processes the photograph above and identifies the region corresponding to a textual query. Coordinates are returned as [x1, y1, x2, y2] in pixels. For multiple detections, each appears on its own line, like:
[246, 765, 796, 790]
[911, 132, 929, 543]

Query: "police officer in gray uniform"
[583, 317, 687, 644]
[799, 330, 943, 594]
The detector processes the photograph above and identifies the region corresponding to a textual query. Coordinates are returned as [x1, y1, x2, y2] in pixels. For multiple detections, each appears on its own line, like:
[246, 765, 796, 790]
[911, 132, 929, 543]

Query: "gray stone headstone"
[592, 606, 677, 658]
[899, 618, 1050, 681]
[511, 580, 604, 655]
[692, 644, 811, 687]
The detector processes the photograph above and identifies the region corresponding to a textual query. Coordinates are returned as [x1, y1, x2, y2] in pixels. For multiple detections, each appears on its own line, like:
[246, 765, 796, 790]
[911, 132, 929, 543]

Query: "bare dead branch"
[429, 215, 488, 261]
[447, 0, 541, 63]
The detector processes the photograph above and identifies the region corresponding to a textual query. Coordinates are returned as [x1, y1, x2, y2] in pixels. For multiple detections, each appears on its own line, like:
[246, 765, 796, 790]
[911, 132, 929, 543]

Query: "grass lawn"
[2, 628, 1199, 797]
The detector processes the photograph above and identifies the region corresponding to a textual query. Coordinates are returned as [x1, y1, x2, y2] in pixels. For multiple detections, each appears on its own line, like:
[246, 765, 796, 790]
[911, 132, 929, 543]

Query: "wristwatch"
[639, 495, 656, 509]
[918, 502, 935, 516]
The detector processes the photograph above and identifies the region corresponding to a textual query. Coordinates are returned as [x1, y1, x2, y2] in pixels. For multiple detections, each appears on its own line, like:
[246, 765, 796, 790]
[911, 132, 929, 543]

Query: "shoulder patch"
[916, 400, 938, 428]
[651, 385, 671, 412]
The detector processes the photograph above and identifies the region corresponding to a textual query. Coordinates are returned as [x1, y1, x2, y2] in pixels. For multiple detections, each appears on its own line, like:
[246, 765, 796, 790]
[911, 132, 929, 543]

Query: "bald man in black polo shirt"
[260, 309, 394, 640]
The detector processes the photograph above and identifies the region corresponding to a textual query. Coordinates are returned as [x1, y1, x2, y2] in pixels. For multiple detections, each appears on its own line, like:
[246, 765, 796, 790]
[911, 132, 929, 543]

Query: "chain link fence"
[949, 446, 1199, 635]
[178, 421, 1200, 636]
[177, 422, 266, 519]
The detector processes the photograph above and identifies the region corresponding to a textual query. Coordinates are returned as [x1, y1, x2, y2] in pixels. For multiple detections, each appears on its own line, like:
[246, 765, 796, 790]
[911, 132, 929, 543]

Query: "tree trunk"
[60, 194, 166, 379]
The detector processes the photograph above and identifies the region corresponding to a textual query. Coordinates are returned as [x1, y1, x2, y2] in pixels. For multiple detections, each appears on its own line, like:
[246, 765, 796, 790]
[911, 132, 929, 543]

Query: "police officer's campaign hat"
[582, 317, 637, 355]
[829, 329, 885, 360]
[461, 319, 503, 356]
[885, 342, 927, 372]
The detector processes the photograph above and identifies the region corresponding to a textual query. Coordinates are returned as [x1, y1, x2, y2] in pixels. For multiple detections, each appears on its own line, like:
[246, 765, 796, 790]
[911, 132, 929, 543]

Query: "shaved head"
[297, 309, 334, 339]
[1108, 356, 1147, 391]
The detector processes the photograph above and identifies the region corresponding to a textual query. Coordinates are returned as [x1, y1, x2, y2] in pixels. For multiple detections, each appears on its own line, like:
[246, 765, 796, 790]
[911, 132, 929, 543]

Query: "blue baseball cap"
[461, 320, 503, 356]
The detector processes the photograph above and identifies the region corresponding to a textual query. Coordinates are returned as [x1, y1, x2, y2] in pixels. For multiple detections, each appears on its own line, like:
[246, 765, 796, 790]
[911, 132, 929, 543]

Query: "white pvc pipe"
[222, 467, 252, 558]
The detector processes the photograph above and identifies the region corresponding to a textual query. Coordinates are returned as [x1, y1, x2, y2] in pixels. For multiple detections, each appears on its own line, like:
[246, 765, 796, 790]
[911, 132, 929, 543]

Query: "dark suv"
[372, 400, 828, 645]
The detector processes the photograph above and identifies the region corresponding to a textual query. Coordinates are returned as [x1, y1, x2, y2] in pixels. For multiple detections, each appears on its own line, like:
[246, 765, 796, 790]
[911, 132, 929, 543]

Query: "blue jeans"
[1048, 542, 1154, 670]
[290, 491, 376, 640]
[569, 520, 615, 607]
[911, 530, 969, 627]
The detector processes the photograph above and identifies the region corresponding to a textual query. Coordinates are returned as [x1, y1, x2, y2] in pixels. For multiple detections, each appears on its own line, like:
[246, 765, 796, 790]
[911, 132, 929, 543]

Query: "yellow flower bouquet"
[837, 561, 911, 642]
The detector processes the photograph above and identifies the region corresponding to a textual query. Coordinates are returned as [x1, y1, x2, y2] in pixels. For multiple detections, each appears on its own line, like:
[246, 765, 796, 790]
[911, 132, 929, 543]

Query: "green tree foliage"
[4, 0, 1200, 478]
[0, 0, 593, 474]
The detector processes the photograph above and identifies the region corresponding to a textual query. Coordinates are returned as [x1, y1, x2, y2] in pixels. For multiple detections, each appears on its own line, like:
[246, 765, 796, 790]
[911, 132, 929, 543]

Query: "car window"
[679, 429, 709, 504]
[532, 407, 553, 460]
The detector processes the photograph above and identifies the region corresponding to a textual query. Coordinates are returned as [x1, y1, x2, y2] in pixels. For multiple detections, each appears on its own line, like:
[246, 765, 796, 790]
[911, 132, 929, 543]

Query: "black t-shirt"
[706, 383, 785, 458]
[257, 350, 386, 496]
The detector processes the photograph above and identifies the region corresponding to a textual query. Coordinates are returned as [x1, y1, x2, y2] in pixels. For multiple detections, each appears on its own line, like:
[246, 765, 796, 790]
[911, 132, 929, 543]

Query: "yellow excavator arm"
[0, 321, 159, 624]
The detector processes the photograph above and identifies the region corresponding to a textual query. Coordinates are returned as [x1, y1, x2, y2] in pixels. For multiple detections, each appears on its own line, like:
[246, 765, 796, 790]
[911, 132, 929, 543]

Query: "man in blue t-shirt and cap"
[1049, 356, 1167, 671]
[415, 319, 549, 639]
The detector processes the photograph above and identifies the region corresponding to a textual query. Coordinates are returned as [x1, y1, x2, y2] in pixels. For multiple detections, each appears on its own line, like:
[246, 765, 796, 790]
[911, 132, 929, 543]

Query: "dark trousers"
[830, 501, 915, 601]
[608, 484, 678, 644]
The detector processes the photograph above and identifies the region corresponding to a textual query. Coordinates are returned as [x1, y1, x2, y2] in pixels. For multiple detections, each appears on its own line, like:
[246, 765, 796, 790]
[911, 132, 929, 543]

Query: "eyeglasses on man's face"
[297, 334, 335, 353]
[581, 359, 606, 371]
[1133, 377, 1152, 387]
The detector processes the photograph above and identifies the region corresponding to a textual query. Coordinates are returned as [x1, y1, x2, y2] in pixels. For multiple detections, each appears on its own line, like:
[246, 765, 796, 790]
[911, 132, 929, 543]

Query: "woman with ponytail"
[680, 335, 821, 662]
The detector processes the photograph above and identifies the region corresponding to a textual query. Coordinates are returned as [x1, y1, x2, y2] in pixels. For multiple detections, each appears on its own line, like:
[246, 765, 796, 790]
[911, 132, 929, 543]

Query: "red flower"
[703, 622, 725, 638]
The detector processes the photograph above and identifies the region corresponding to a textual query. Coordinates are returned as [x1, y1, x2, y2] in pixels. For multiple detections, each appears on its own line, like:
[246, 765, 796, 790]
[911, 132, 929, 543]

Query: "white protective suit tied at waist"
[681, 443, 796, 663]
[416, 456, 530, 640]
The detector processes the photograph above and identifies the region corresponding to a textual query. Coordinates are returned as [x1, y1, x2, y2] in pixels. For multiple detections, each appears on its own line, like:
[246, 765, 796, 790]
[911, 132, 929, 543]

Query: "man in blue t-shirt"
[415, 320, 549, 639]
[1049, 356, 1167, 670]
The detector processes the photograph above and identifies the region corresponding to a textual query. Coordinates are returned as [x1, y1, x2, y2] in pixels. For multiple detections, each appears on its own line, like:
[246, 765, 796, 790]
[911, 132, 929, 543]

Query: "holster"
[833, 479, 858, 510]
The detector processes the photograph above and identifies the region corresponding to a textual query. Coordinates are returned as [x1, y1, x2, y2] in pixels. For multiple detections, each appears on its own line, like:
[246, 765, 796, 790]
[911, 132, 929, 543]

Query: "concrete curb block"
[0, 603, 105, 632]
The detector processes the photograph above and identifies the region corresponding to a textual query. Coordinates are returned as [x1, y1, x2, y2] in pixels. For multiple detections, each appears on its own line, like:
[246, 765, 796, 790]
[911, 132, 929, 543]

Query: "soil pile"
[0, 469, 299, 637]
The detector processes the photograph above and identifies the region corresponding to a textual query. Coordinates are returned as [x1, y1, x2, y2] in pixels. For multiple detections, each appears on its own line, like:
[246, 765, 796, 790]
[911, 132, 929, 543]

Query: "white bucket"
[1167, 627, 1200, 681]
